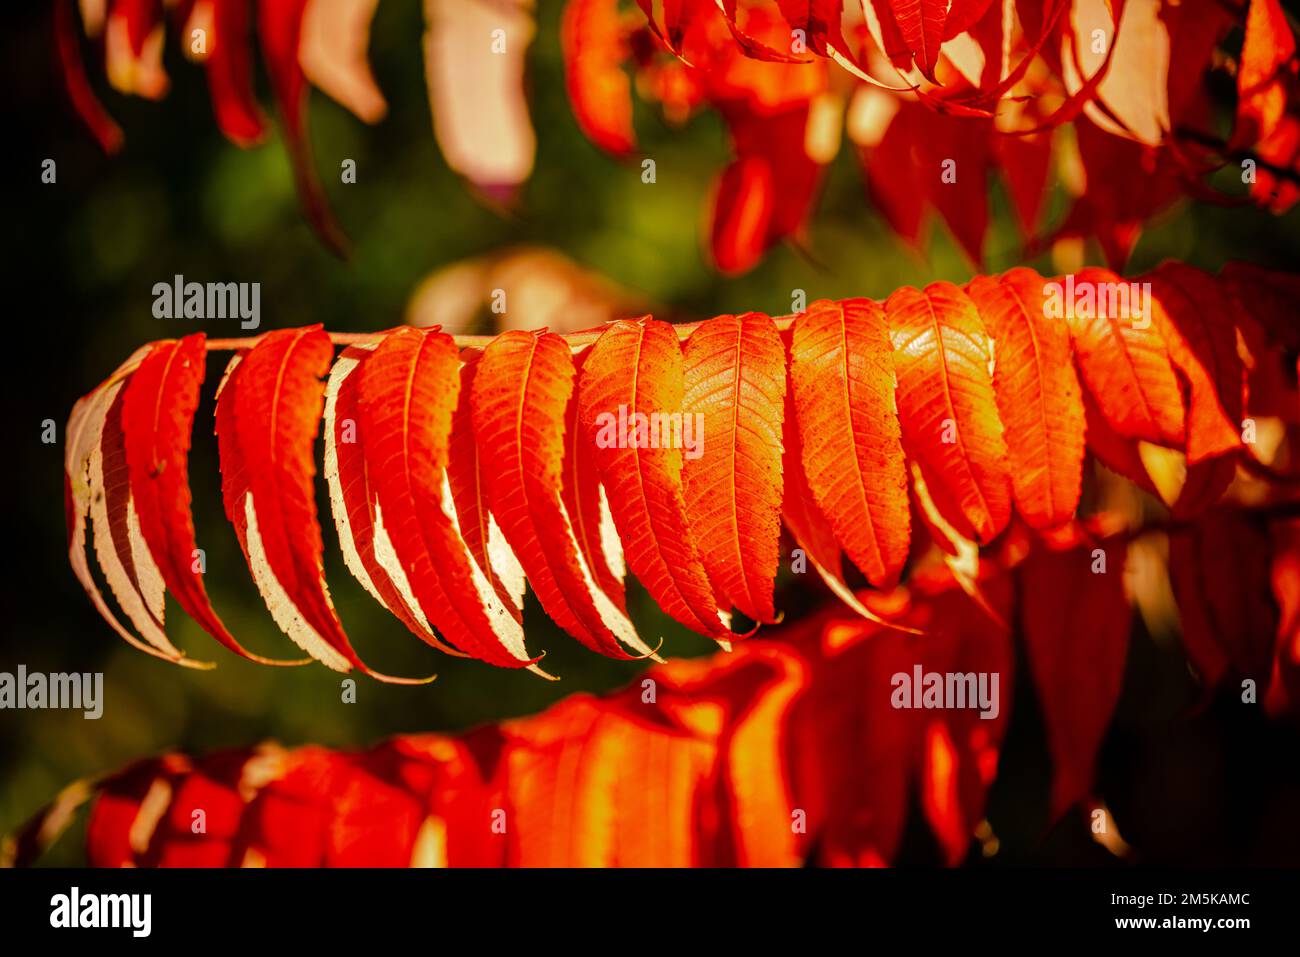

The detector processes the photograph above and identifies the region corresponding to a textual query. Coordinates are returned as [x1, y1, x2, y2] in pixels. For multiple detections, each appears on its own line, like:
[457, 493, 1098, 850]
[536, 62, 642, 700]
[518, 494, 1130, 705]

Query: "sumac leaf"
[682, 313, 785, 624]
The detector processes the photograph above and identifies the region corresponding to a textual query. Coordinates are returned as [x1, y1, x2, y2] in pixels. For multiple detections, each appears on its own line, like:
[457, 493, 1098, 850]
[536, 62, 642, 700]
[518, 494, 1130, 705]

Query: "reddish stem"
[202, 315, 802, 352]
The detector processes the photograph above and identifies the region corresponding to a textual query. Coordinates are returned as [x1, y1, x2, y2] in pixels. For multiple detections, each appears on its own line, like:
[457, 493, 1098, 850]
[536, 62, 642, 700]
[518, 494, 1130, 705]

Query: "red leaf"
[943, 0, 994, 40]
[993, 128, 1053, 238]
[323, 345, 467, 658]
[717, 0, 813, 63]
[146, 751, 250, 867]
[1147, 262, 1245, 465]
[791, 577, 1013, 866]
[710, 155, 775, 275]
[916, 582, 1013, 865]
[1169, 510, 1278, 694]
[861, 102, 993, 262]
[884, 0, 949, 81]
[123, 334, 289, 664]
[219, 327, 388, 675]
[66, 357, 204, 666]
[237, 747, 337, 866]
[915, 110, 991, 264]
[862, 102, 928, 248]
[788, 620, 918, 865]
[53, 0, 124, 154]
[356, 327, 542, 670]
[204, 0, 268, 146]
[1057, 118, 1183, 268]
[91, 382, 173, 656]
[1150, 263, 1246, 518]
[323, 761, 428, 867]
[772, 0, 850, 56]
[1020, 537, 1130, 819]
[1081, 388, 1160, 498]
[1267, 518, 1300, 716]
[257, 0, 348, 256]
[86, 756, 189, 867]
[712, 105, 825, 274]
[1221, 261, 1300, 352]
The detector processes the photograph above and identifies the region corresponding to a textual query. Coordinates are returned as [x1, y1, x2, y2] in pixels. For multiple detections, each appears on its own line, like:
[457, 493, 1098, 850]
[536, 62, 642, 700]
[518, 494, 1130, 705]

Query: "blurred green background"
[2, 1, 1298, 866]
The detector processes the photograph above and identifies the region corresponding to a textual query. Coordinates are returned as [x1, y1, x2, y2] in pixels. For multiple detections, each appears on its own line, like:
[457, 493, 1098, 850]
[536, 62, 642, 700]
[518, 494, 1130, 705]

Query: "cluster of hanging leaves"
[54, 0, 538, 256]
[564, 0, 1300, 272]
[56, 2, 1300, 267]
[10, 518, 1300, 867]
[64, 259, 1300, 682]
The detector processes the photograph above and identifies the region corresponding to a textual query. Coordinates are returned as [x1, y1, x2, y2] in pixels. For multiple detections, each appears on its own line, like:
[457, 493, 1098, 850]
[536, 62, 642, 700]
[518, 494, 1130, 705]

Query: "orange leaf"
[1062, 266, 1186, 447]
[561, 0, 636, 156]
[562, 347, 628, 614]
[448, 348, 525, 620]
[1081, 388, 1160, 498]
[778, 378, 890, 621]
[966, 268, 1085, 530]
[670, 643, 809, 866]
[472, 330, 652, 659]
[499, 697, 623, 866]
[913, 577, 1014, 866]
[579, 317, 731, 640]
[1232, 0, 1299, 211]
[682, 313, 785, 624]
[790, 298, 910, 586]
[886, 282, 1011, 543]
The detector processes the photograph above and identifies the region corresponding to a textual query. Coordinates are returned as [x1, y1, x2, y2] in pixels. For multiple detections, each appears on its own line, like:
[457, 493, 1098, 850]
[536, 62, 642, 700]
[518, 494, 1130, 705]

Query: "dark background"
[1, 1, 1298, 866]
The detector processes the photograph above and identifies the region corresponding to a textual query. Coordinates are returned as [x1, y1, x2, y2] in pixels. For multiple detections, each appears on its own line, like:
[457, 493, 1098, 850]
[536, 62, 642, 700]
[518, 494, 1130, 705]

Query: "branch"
[203, 315, 804, 354]
[1172, 125, 1300, 188]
